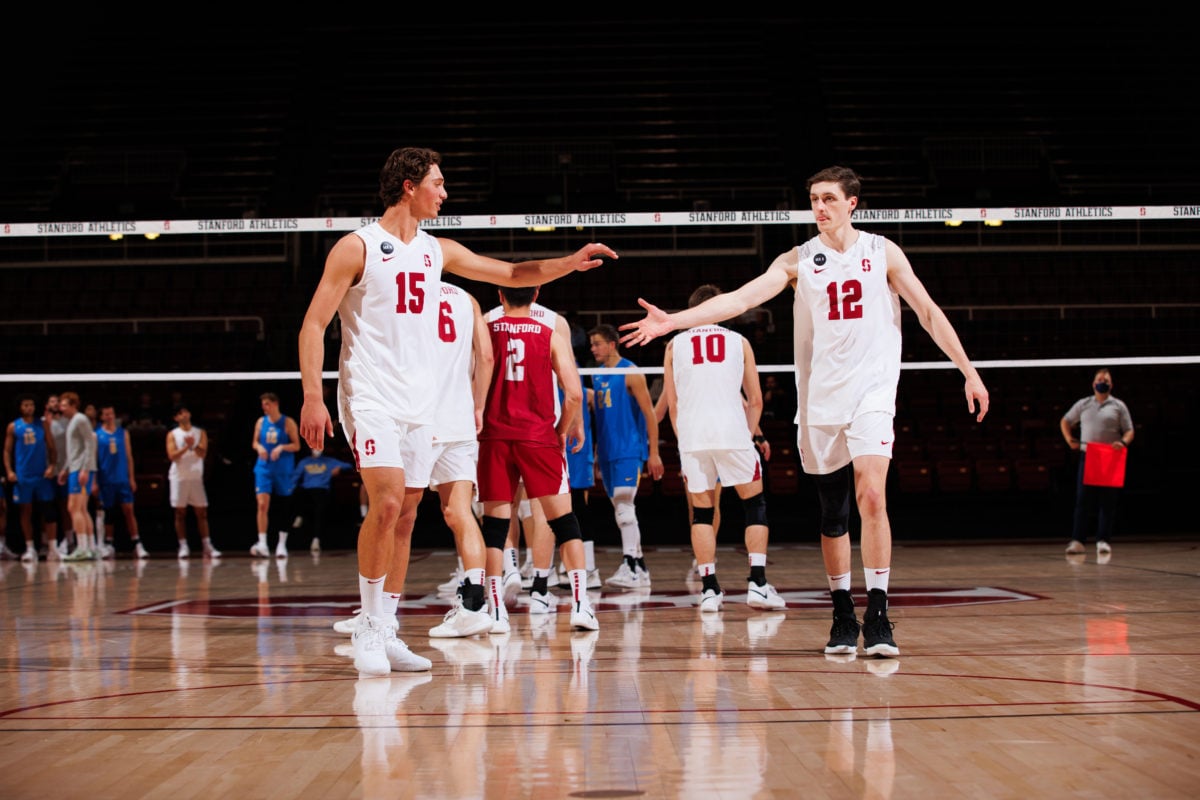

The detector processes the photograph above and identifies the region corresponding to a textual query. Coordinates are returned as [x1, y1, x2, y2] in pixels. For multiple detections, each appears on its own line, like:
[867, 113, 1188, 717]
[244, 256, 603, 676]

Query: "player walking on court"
[621, 166, 988, 658]
[661, 284, 786, 614]
[588, 323, 663, 588]
[477, 286, 597, 631]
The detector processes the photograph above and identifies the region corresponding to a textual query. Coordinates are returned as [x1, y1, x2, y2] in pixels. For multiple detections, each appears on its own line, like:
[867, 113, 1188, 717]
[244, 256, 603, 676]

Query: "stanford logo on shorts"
[364, 439, 376, 456]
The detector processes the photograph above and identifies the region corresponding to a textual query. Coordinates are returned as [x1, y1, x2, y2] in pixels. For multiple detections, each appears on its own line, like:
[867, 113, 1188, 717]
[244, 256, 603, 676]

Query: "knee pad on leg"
[741, 492, 769, 527]
[548, 512, 582, 543]
[612, 489, 638, 529]
[481, 515, 510, 550]
[691, 505, 715, 526]
[815, 465, 851, 537]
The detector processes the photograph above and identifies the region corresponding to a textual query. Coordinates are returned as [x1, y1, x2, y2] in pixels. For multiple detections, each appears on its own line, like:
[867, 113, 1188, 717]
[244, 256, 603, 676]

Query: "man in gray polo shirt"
[1061, 368, 1135, 558]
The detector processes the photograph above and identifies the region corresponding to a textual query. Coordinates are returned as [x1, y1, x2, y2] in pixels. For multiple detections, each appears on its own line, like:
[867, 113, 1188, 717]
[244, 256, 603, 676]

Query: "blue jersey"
[590, 357, 648, 464]
[257, 414, 296, 472]
[292, 455, 354, 491]
[563, 380, 594, 490]
[12, 417, 49, 481]
[96, 425, 131, 485]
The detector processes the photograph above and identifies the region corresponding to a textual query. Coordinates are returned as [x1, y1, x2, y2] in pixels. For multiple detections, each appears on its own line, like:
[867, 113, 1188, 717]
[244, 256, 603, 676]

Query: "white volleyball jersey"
[486, 301, 562, 425]
[433, 282, 479, 444]
[670, 324, 751, 451]
[337, 223, 444, 425]
[167, 426, 205, 480]
[791, 231, 900, 426]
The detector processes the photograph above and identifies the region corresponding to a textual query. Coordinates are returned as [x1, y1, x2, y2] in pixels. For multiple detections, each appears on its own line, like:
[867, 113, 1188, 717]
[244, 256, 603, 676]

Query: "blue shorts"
[254, 461, 295, 496]
[13, 477, 55, 505]
[68, 471, 95, 496]
[100, 481, 135, 509]
[598, 458, 643, 498]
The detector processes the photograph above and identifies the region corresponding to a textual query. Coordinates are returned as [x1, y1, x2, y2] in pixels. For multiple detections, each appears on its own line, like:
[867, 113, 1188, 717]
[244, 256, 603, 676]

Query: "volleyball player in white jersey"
[298, 146, 616, 677]
[621, 165, 988, 658]
[662, 284, 785, 613]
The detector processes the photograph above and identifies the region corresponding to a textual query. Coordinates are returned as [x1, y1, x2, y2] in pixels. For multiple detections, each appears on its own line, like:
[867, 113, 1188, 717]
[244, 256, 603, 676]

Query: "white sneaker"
[489, 600, 511, 634]
[634, 564, 652, 588]
[382, 625, 432, 672]
[606, 561, 640, 588]
[570, 600, 599, 631]
[437, 569, 464, 595]
[99, 542, 115, 559]
[20, 548, 37, 564]
[746, 581, 786, 610]
[204, 543, 222, 559]
[310, 538, 321, 554]
[527, 590, 558, 615]
[352, 614, 392, 677]
[699, 587, 724, 613]
[429, 601, 492, 638]
[47, 542, 64, 561]
[275, 543, 288, 560]
[335, 611, 398, 635]
[1097, 541, 1112, 555]
[178, 542, 190, 559]
[1065, 540, 1085, 555]
[586, 568, 602, 589]
[134, 541, 150, 559]
[0, 543, 18, 560]
[249, 542, 270, 558]
[501, 569, 523, 605]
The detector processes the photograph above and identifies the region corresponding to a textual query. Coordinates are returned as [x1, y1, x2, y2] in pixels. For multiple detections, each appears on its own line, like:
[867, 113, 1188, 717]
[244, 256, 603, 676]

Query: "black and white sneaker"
[862, 588, 899, 657]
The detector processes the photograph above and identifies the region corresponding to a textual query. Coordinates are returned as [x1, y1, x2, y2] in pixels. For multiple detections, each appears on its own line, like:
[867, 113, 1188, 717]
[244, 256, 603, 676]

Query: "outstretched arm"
[441, 240, 617, 288]
[620, 254, 793, 347]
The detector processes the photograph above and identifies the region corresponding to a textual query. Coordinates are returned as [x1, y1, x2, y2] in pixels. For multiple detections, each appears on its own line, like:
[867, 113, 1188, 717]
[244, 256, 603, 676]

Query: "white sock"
[864, 567, 890, 593]
[584, 540, 596, 571]
[359, 574, 387, 617]
[382, 592, 401, 617]
[504, 547, 519, 573]
[748, 552, 767, 568]
[569, 569, 588, 603]
[697, 561, 716, 577]
[828, 571, 852, 592]
[257, 532, 268, 547]
[278, 532, 288, 546]
[464, 567, 485, 587]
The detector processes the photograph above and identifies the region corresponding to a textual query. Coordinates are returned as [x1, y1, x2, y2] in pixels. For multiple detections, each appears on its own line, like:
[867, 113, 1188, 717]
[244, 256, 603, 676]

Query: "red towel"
[1083, 442, 1127, 487]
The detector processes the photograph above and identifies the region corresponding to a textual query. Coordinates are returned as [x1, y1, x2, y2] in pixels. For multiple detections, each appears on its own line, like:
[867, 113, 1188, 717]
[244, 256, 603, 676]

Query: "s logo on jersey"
[861, 258, 872, 272]
[364, 439, 376, 456]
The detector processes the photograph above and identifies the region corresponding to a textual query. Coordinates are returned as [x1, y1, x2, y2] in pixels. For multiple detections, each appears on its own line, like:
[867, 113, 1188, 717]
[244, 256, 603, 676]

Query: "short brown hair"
[379, 147, 442, 209]
[688, 284, 722, 308]
[260, 392, 279, 404]
[60, 391, 80, 410]
[806, 165, 862, 200]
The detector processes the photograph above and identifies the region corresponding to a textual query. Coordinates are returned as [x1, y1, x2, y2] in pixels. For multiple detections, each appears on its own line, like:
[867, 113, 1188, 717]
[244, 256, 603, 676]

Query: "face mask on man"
[1094, 381, 1110, 394]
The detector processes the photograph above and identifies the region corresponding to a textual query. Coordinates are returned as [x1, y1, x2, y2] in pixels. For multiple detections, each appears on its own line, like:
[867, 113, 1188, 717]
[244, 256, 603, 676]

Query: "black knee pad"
[481, 515, 510, 550]
[815, 465, 851, 537]
[691, 505, 715, 526]
[548, 512, 582, 543]
[741, 492, 769, 527]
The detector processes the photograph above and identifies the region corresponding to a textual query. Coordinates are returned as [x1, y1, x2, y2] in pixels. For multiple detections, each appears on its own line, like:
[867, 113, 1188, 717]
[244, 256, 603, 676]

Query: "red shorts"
[477, 439, 568, 502]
